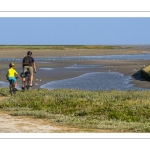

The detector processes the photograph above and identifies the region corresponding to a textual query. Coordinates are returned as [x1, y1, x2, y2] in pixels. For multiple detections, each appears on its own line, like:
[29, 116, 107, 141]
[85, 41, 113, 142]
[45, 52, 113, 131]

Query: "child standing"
[6, 63, 19, 91]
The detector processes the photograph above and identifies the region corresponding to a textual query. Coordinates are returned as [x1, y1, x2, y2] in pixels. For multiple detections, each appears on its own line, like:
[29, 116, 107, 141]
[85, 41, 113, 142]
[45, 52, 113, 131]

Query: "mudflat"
[0, 47, 150, 89]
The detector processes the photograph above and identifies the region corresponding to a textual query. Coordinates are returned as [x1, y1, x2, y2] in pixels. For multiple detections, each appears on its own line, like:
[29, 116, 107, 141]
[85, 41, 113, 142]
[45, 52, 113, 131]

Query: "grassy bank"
[0, 45, 66, 50]
[0, 45, 133, 50]
[0, 88, 150, 132]
[141, 65, 150, 81]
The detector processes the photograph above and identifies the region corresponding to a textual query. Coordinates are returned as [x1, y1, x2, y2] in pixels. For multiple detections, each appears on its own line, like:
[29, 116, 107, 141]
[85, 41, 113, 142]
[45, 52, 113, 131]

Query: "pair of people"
[6, 51, 36, 90]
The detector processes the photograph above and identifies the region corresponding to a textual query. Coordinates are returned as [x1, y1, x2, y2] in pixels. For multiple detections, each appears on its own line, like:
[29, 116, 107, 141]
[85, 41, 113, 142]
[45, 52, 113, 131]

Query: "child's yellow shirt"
[6, 68, 18, 77]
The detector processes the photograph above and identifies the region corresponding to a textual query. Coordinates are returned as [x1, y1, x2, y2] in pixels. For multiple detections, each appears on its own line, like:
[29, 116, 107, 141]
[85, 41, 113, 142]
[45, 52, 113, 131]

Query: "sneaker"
[22, 87, 25, 90]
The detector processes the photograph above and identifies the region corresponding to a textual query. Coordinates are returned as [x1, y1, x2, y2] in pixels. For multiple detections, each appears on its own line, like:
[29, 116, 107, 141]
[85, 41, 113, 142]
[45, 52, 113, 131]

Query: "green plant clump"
[141, 65, 150, 81]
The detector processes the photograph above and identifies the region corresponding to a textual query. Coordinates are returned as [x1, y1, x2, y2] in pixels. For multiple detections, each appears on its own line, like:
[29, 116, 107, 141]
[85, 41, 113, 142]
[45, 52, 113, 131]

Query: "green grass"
[0, 88, 150, 132]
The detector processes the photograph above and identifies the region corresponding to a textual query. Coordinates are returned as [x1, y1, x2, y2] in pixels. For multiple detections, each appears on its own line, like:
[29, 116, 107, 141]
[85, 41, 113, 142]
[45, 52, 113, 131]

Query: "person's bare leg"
[30, 74, 33, 86]
[14, 83, 17, 88]
[13, 83, 16, 89]
[22, 78, 25, 88]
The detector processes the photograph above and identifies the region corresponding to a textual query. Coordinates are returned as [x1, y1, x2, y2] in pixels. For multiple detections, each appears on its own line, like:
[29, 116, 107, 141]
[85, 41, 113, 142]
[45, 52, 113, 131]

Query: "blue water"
[63, 54, 150, 60]
[40, 72, 146, 91]
[0, 81, 21, 89]
[0, 81, 9, 87]
[0, 54, 150, 61]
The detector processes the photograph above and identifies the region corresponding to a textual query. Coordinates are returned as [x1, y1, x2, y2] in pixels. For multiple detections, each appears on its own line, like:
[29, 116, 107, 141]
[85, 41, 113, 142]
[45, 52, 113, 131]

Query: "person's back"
[22, 51, 36, 89]
[6, 63, 19, 91]
[23, 55, 34, 67]
[7, 67, 17, 77]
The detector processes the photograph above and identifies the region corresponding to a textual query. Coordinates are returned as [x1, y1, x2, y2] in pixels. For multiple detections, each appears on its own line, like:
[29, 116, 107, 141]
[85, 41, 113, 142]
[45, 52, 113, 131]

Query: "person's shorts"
[23, 66, 33, 75]
[8, 77, 17, 83]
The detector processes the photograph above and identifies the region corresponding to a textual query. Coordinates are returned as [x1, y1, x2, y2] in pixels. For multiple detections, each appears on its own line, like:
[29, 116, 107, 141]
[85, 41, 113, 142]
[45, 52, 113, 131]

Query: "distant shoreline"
[0, 45, 150, 58]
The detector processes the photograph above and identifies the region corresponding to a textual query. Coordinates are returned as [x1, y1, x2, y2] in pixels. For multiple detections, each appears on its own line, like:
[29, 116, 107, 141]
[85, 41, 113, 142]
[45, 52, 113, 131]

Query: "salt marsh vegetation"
[0, 88, 150, 132]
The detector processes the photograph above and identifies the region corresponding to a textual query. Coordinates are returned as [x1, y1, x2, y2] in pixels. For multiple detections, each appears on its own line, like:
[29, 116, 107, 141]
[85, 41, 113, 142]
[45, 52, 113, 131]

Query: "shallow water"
[0, 81, 22, 89]
[65, 64, 104, 69]
[63, 54, 150, 60]
[0, 81, 9, 87]
[39, 68, 53, 70]
[1, 72, 148, 91]
[40, 72, 146, 91]
[1, 54, 150, 61]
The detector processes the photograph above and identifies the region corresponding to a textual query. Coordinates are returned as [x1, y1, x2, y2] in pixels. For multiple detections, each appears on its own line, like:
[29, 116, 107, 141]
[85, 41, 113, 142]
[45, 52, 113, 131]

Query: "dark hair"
[27, 51, 32, 55]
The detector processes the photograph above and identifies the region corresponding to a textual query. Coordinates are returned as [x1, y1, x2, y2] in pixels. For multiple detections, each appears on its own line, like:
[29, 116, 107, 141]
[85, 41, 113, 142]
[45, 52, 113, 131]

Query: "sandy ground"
[0, 47, 150, 133]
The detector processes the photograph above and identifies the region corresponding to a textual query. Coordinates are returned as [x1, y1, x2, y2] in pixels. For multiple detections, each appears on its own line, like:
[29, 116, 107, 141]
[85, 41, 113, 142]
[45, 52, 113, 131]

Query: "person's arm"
[16, 72, 19, 78]
[22, 57, 25, 68]
[33, 62, 36, 73]
[15, 70, 19, 78]
[32, 57, 36, 73]
[6, 70, 8, 79]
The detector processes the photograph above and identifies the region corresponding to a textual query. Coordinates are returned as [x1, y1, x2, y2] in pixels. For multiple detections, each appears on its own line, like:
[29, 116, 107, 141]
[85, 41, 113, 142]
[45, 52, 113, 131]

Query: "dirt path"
[0, 97, 63, 133]
[0, 96, 64, 132]
[0, 97, 113, 133]
[0, 111, 61, 133]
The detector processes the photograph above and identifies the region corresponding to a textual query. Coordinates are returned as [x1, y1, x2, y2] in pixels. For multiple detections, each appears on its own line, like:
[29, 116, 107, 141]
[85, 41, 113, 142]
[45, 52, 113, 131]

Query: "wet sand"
[0, 48, 150, 89]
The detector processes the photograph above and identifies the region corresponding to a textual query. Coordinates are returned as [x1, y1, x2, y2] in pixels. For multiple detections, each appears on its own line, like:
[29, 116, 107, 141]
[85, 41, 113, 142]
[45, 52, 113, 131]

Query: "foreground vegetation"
[0, 88, 150, 132]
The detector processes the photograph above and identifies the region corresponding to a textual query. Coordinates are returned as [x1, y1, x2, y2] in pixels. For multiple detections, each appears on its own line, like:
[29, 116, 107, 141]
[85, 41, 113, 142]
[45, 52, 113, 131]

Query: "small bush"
[141, 65, 150, 81]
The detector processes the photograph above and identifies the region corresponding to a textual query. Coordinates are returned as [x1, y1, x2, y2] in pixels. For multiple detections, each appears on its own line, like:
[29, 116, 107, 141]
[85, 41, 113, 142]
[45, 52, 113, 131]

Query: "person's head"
[27, 51, 32, 56]
[9, 62, 14, 68]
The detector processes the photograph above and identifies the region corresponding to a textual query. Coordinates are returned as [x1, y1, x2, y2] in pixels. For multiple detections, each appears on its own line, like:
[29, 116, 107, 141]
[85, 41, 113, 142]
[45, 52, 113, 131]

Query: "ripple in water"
[39, 68, 53, 70]
[40, 72, 144, 91]
[65, 64, 104, 69]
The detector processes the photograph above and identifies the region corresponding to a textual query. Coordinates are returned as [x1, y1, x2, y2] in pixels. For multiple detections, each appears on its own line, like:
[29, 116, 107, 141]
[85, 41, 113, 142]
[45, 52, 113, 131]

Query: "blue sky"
[0, 17, 150, 45]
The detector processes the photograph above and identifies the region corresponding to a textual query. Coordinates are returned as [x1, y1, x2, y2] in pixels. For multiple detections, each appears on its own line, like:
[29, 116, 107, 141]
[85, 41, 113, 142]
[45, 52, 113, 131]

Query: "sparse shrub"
[141, 65, 150, 81]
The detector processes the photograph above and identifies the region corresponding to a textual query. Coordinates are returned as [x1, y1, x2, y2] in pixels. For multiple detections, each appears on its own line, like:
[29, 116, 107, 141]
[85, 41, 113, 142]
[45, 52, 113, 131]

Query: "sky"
[0, 17, 150, 45]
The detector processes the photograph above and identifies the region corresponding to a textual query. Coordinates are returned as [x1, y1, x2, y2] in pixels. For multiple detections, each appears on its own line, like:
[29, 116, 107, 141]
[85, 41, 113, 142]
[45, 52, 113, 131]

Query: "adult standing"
[22, 51, 36, 89]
